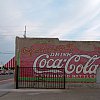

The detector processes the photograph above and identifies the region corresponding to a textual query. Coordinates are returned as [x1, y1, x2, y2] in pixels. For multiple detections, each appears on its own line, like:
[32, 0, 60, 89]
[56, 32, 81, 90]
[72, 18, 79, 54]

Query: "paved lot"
[0, 75, 100, 100]
[0, 74, 14, 81]
[0, 88, 100, 100]
[0, 77, 14, 98]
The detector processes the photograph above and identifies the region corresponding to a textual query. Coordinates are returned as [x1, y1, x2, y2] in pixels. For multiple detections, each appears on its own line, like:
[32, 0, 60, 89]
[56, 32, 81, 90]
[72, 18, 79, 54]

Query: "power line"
[0, 26, 26, 27]
[0, 35, 21, 37]
[0, 52, 14, 54]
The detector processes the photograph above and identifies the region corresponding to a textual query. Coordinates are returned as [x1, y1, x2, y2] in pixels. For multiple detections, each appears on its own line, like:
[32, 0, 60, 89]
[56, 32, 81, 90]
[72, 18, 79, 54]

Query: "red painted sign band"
[20, 44, 100, 80]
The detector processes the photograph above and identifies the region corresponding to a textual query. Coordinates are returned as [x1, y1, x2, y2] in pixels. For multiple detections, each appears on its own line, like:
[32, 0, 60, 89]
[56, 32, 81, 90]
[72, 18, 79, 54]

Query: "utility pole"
[24, 25, 26, 38]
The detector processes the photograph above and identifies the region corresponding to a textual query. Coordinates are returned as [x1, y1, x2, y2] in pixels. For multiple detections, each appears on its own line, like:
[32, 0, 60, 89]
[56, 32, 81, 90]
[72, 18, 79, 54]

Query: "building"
[15, 37, 100, 88]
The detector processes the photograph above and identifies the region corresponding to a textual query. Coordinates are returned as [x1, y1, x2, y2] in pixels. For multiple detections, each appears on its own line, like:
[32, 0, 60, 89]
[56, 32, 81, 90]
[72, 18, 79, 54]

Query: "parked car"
[5, 70, 9, 75]
[0, 70, 6, 75]
[8, 69, 14, 74]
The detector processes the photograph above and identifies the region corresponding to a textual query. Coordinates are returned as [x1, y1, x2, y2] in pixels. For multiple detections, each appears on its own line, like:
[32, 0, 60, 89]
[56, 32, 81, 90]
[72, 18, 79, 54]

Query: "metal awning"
[4, 56, 15, 68]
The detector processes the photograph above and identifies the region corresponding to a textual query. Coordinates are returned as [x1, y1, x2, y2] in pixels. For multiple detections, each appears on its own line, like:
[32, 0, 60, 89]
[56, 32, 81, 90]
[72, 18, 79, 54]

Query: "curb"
[0, 79, 13, 83]
[0, 89, 66, 93]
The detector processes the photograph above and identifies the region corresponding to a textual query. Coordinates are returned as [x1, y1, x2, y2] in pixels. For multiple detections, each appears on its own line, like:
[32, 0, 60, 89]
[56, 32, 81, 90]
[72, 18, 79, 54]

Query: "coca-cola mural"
[19, 44, 100, 83]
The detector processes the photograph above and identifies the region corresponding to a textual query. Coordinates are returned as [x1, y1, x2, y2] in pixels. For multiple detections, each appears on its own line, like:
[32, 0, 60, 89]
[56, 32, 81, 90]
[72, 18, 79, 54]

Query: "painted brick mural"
[16, 37, 100, 83]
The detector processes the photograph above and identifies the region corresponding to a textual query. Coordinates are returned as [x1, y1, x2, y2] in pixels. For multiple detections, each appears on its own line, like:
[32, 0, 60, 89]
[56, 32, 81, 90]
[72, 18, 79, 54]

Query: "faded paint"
[16, 37, 100, 83]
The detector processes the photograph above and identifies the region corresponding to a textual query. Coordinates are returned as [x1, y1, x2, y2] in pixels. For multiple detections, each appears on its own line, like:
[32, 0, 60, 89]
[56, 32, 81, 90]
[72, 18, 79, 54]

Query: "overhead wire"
[0, 52, 14, 54]
[0, 25, 100, 38]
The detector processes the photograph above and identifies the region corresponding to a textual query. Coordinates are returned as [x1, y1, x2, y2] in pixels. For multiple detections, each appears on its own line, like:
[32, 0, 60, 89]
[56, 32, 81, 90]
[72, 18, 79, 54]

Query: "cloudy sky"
[0, 0, 100, 64]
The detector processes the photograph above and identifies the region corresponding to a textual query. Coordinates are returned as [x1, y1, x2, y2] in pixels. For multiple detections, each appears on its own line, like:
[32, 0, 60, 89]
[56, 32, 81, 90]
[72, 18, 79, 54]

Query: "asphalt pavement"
[0, 74, 14, 98]
[0, 74, 14, 81]
[0, 74, 100, 100]
[0, 88, 100, 100]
